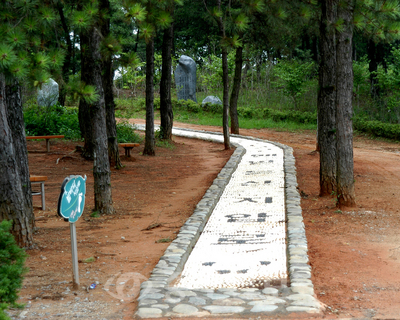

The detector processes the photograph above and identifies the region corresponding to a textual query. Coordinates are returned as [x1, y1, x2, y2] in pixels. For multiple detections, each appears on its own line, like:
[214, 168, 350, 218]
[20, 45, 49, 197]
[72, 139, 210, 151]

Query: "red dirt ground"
[9, 120, 400, 319]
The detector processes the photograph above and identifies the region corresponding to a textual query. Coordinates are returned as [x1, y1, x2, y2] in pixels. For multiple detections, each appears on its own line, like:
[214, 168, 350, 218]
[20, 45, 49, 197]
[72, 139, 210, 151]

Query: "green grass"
[174, 110, 317, 132]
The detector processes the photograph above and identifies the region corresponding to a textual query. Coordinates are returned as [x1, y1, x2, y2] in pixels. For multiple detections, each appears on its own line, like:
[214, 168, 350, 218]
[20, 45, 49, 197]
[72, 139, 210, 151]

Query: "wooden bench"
[26, 135, 65, 152]
[30, 175, 47, 210]
[119, 143, 140, 157]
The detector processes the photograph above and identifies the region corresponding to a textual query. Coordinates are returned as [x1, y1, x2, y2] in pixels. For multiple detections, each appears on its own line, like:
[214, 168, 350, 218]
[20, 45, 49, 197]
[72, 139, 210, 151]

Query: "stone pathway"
[135, 126, 321, 318]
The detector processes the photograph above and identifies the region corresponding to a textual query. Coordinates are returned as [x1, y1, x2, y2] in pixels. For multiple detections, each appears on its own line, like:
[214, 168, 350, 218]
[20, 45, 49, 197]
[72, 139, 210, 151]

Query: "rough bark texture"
[6, 80, 33, 211]
[229, 45, 242, 135]
[79, 32, 95, 160]
[160, 23, 174, 141]
[143, 39, 156, 156]
[216, 0, 230, 150]
[318, 0, 337, 196]
[100, 0, 122, 169]
[87, 26, 115, 214]
[336, 0, 356, 207]
[0, 75, 34, 247]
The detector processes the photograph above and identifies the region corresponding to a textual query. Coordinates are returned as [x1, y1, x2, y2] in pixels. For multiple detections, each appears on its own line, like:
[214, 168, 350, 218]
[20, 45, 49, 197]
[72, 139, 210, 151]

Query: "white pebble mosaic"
[175, 139, 287, 289]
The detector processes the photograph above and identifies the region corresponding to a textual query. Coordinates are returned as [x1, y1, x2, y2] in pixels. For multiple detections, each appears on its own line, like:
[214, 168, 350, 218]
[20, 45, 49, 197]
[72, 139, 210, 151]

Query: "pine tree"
[318, 0, 400, 207]
[72, 0, 115, 214]
[0, 0, 65, 247]
[124, 0, 181, 154]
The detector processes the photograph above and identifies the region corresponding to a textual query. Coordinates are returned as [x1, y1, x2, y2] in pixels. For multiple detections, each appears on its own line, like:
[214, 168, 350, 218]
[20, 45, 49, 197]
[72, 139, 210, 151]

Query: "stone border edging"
[134, 127, 321, 317]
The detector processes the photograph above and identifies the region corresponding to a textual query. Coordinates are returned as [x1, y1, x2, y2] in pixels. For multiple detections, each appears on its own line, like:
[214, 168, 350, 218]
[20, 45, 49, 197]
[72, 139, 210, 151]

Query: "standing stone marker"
[37, 78, 59, 107]
[202, 96, 222, 106]
[175, 55, 197, 102]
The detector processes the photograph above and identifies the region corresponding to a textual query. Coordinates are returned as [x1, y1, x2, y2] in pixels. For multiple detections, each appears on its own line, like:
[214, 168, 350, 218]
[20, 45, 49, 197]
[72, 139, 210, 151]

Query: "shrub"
[237, 107, 257, 118]
[0, 220, 28, 310]
[116, 121, 142, 143]
[203, 102, 222, 114]
[262, 108, 317, 124]
[24, 105, 81, 140]
[353, 117, 400, 140]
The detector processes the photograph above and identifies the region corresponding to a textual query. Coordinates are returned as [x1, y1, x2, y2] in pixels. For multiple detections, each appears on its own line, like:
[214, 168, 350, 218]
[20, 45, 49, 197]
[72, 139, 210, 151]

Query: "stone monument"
[37, 78, 59, 107]
[175, 55, 197, 102]
[202, 96, 222, 106]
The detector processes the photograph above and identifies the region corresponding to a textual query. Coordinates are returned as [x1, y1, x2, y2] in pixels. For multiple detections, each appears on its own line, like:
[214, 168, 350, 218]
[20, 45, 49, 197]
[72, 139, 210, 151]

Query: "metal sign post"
[57, 175, 87, 290]
[70, 223, 80, 289]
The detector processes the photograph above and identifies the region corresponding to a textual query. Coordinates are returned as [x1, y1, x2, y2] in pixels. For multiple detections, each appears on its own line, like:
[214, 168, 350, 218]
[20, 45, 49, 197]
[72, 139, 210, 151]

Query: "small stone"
[237, 293, 265, 300]
[164, 298, 181, 304]
[136, 307, 162, 318]
[250, 304, 279, 312]
[202, 306, 245, 314]
[286, 306, 318, 313]
[151, 304, 169, 310]
[262, 288, 279, 295]
[188, 297, 206, 305]
[205, 293, 230, 300]
[249, 298, 286, 305]
[172, 304, 198, 315]
[290, 286, 314, 295]
[170, 290, 196, 298]
[138, 299, 158, 306]
[138, 293, 164, 300]
[212, 298, 245, 306]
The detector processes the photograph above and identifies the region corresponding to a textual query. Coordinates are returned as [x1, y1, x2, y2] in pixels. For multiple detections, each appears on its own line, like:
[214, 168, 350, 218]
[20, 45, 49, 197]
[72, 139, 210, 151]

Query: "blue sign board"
[57, 175, 86, 223]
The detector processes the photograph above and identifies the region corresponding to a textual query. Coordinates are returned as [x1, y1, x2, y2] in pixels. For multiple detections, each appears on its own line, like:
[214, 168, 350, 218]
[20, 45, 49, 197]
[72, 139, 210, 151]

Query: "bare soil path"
[8, 120, 400, 319]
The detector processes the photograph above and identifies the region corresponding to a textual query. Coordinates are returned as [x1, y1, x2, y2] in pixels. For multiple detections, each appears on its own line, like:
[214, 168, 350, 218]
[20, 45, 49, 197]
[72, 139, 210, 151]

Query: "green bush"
[0, 220, 28, 311]
[173, 99, 203, 113]
[24, 105, 81, 140]
[238, 107, 258, 119]
[116, 121, 142, 143]
[262, 108, 317, 124]
[354, 117, 400, 140]
[202, 102, 222, 114]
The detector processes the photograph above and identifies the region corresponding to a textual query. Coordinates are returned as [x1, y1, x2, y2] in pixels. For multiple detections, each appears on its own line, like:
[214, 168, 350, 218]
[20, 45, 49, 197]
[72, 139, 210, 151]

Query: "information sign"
[57, 175, 86, 223]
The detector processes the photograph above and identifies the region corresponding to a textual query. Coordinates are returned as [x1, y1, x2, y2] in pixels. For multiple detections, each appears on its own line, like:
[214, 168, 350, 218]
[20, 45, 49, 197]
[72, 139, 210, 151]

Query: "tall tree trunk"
[318, 0, 337, 196]
[56, 2, 73, 106]
[99, 0, 122, 169]
[229, 45, 243, 135]
[367, 39, 379, 99]
[160, 22, 174, 141]
[143, 38, 156, 156]
[215, 0, 230, 150]
[79, 32, 95, 160]
[87, 26, 115, 214]
[6, 81, 32, 211]
[0, 75, 34, 248]
[336, 0, 356, 207]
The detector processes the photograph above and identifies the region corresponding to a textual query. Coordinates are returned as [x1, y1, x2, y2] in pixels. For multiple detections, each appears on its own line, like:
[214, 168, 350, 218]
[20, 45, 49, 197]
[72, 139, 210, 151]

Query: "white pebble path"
[134, 125, 321, 318]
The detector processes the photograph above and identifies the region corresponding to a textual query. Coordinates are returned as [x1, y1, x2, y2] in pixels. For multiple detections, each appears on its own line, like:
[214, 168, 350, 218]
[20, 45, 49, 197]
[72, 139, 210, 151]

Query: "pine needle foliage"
[0, 0, 65, 87]
[123, 0, 183, 42]
[0, 220, 28, 306]
[356, 0, 400, 42]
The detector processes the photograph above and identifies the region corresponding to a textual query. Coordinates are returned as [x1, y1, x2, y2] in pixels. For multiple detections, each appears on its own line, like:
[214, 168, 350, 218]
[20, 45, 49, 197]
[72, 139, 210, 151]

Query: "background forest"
[17, 0, 400, 140]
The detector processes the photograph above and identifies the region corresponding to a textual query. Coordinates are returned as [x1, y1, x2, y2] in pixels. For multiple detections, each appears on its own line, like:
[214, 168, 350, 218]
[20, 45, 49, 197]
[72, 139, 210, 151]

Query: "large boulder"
[37, 78, 59, 107]
[202, 96, 222, 106]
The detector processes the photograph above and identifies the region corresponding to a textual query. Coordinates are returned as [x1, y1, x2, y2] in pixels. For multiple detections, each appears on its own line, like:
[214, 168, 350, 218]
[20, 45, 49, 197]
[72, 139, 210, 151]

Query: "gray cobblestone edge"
[135, 127, 321, 318]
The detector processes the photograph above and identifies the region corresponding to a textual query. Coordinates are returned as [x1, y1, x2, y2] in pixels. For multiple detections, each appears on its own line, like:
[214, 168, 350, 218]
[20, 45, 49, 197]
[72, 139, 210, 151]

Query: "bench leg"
[46, 139, 50, 152]
[40, 181, 45, 210]
[124, 147, 133, 157]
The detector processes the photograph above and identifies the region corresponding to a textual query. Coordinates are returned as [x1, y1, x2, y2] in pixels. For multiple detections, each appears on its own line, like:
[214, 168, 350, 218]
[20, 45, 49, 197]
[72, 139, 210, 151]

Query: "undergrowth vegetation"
[0, 221, 28, 320]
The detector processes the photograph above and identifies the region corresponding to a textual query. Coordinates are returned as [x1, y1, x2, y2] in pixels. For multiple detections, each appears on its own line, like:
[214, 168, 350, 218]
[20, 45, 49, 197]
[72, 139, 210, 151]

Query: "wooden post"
[70, 222, 80, 290]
